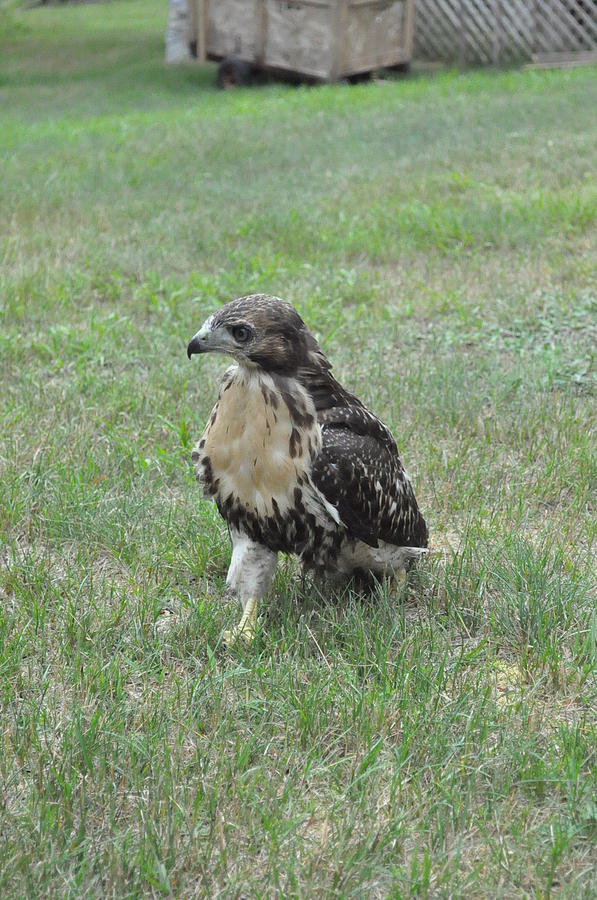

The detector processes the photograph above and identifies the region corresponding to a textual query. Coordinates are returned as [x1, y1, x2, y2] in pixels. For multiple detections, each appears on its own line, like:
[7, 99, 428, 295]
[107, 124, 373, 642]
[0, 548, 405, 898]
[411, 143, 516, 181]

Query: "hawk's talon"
[223, 597, 258, 647]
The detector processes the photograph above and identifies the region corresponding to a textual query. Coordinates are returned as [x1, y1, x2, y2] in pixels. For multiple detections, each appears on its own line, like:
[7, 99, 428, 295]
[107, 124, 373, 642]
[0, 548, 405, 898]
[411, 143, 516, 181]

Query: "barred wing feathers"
[311, 405, 428, 550]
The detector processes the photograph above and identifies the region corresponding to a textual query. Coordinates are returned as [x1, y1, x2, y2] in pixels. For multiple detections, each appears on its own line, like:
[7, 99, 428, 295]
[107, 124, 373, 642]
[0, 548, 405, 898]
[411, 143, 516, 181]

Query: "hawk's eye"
[232, 325, 252, 344]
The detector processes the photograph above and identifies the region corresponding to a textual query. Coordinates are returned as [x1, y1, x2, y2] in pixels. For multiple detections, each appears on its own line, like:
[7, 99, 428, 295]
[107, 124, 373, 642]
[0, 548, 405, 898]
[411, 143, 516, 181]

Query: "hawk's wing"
[311, 406, 428, 549]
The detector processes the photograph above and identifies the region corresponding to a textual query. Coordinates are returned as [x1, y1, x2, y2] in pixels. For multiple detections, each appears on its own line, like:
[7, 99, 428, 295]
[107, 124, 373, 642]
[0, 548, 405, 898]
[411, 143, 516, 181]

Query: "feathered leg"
[223, 527, 278, 646]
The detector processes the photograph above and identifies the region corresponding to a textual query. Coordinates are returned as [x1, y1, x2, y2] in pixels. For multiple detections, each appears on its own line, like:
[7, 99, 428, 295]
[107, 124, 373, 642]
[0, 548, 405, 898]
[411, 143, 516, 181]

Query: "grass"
[1, 1, 596, 895]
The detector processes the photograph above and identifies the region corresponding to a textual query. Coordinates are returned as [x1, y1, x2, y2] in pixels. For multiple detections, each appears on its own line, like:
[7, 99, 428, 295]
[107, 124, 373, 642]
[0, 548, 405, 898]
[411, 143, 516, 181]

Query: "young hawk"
[187, 294, 428, 645]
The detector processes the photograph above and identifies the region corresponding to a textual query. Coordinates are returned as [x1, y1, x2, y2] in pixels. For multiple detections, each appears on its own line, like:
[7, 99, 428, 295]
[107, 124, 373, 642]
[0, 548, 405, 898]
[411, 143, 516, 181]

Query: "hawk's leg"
[223, 527, 278, 646]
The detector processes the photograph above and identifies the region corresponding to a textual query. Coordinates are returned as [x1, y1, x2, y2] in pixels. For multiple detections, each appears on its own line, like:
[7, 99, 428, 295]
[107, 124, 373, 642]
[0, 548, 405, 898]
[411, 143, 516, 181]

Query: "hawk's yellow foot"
[223, 597, 258, 647]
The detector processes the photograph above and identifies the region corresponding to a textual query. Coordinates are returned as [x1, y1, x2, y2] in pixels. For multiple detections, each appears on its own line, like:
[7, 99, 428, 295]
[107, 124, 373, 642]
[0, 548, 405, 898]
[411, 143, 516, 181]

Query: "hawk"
[187, 294, 428, 644]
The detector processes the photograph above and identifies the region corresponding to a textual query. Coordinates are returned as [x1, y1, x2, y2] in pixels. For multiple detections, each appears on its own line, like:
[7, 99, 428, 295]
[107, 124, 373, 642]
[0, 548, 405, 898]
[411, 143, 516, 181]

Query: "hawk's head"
[187, 294, 325, 375]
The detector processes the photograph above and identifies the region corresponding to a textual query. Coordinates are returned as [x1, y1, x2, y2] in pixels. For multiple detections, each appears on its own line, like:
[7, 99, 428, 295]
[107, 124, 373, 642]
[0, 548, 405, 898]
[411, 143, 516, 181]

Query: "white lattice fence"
[414, 0, 597, 63]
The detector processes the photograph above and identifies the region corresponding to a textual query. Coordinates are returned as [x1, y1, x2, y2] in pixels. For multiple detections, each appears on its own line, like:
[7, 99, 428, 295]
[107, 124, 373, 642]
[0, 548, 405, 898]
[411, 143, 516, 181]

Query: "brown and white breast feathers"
[191, 366, 324, 523]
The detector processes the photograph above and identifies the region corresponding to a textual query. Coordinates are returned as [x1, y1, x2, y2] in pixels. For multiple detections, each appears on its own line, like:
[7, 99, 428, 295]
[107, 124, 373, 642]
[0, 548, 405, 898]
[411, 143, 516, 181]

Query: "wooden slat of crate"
[342, 1, 412, 73]
[205, 0, 260, 63]
[262, 1, 335, 79]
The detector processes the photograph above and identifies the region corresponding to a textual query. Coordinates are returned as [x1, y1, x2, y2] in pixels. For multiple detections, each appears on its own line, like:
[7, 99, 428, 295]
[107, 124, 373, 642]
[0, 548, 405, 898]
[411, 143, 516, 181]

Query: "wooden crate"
[190, 0, 414, 81]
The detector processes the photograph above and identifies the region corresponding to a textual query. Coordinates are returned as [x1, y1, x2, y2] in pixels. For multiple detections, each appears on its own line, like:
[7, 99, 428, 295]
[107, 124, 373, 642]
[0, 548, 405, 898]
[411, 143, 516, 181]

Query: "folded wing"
[311, 406, 428, 549]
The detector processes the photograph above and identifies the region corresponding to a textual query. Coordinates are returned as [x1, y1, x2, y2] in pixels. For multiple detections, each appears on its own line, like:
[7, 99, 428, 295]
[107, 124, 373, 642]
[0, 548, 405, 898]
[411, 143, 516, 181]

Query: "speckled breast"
[191, 367, 327, 553]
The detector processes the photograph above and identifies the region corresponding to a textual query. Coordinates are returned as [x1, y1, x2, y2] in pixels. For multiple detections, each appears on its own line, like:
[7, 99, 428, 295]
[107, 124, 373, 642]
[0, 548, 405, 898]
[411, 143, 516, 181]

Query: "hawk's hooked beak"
[187, 316, 243, 360]
[187, 317, 215, 358]
[187, 334, 208, 358]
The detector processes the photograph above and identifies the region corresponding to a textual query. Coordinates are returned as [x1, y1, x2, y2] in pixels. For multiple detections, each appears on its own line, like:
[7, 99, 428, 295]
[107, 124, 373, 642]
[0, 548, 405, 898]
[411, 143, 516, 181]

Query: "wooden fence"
[414, 0, 597, 64]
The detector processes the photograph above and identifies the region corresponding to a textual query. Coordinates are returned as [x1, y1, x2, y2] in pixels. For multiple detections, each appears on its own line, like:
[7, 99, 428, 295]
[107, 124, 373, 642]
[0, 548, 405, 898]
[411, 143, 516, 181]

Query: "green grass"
[1, 1, 596, 895]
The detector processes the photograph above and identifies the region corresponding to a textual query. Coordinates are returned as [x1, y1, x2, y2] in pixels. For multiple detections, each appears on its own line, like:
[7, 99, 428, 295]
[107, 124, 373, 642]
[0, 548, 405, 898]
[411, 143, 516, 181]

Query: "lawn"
[1, 1, 596, 895]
